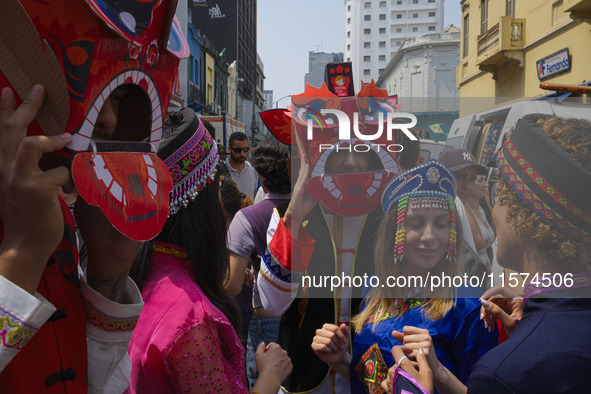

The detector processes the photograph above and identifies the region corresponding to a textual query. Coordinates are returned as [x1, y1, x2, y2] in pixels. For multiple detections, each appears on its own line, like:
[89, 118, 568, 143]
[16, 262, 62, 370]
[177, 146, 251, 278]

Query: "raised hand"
[253, 341, 293, 394]
[311, 323, 351, 379]
[480, 285, 524, 335]
[0, 85, 73, 294]
[283, 130, 317, 238]
[381, 345, 433, 394]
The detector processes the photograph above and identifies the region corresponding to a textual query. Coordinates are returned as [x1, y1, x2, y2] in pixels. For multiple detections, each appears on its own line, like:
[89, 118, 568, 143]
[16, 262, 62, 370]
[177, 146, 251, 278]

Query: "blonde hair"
[352, 205, 462, 331]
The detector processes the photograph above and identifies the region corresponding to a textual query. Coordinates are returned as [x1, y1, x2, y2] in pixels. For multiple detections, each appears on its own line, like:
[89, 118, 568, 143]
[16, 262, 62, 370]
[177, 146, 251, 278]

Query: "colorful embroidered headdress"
[381, 159, 458, 264]
[495, 114, 591, 244]
[158, 108, 219, 215]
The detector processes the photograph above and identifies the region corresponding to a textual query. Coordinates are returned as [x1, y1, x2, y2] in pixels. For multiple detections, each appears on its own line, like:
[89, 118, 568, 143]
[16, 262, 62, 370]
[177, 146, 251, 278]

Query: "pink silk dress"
[128, 242, 248, 393]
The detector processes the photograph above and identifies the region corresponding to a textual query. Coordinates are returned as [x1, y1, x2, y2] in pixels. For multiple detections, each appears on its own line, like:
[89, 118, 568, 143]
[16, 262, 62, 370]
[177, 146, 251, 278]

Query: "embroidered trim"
[0, 306, 36, 350]
[84, 300, 138, 332]
[354, 343, 389, 394]
[259, 268, 292, 293]
[153, 243, 188, 260]
[165, 120, 219, 215]
[497, 138, 591, 243]
[364, 298, 425, 326]
[523, 272, 591, 302]
[382, 159, 456, 215]
[261, 249, 291, 282]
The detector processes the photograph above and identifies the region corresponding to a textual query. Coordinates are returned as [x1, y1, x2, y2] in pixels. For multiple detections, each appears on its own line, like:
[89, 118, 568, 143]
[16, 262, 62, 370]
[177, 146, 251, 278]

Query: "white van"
[418, 139, 446, 163]
[445, 84, 591, 168]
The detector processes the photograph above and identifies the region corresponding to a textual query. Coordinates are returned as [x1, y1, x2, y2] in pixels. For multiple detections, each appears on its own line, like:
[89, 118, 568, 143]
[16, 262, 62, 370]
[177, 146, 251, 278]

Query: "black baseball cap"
[439, 148, 487, 174]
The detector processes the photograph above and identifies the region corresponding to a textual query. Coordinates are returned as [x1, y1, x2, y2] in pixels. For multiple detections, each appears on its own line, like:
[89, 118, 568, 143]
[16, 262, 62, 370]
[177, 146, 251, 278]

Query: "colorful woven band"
[495, 114, 591, 244]
[163, 117, 219, 215]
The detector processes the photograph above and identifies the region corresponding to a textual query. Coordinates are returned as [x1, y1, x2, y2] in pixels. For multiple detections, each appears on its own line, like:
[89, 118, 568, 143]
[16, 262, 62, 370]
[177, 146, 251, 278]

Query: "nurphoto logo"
[306, 109, 418, 153]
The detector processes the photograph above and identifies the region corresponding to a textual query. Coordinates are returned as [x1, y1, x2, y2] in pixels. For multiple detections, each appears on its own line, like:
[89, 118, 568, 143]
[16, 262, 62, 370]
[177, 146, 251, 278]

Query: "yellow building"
[457, 0, 591, 113]
[205, 53, 215, 105]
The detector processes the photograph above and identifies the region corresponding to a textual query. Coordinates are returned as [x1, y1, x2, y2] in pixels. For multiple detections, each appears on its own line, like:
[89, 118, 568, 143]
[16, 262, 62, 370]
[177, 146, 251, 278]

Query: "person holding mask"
[128, 109, 292, 393]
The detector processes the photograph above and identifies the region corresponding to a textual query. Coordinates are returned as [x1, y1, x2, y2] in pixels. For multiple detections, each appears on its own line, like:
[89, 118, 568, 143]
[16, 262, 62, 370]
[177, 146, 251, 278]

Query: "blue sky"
[257, 0, 462, 106]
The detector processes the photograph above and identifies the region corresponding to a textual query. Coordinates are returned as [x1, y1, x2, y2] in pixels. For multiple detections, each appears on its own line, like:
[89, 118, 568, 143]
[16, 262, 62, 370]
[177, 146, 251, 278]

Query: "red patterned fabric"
[268, 219, 315, 272]
[0, 197, 87, 393]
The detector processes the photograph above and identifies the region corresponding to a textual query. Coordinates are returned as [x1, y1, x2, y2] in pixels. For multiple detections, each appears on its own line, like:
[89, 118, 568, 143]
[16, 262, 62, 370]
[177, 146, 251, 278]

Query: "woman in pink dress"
[128, 109, 292, 393]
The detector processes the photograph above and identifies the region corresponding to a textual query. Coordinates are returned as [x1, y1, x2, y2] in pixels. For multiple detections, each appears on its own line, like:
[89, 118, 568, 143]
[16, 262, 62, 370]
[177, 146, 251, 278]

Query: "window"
[364, 28, 371, 34]
[396, 41, 402, 46]
[413, 13, 419, 18]
[188, 56, 193, 81]
[365, 1, 371, 8]
[379, 54, 386, 61]
[397, 0, 402, 4]
[397, 14, 402, 19]
[347, 17, 351, 24]
[428, 0, 435, 2]
[364, 69, 371, 75]
[364, 14, 371, 21]
[379, 27, 386, 33]
[380, 1, 386, 7]
[463, 14, 469, 57]
[347, 44, 351, 50]
[347, 31, 351, 37]
[347, 57, 351, 61]
[429, 11, 436, 17]
[379, 41, 386, 47]
[428, 26, 436, 31]
[364, 55, 371, 61]
[347, 4, 351, 11]
[396, 27, 402, 32]
[364, 42, 371, 48]
[413, 0, 419, 3]
[481, 0, 488, 34]
[379, 68, 385, 74]
[379, 14, 386, 20]
[412, 27, 418, 32]
[553, 1, 567, 24]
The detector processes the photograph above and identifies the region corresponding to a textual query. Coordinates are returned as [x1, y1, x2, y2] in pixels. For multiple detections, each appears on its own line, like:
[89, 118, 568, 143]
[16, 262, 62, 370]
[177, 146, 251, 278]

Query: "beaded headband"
[381, 159, 458, 264]
[159, 109, 219, 215]
[495, 114, 591, 244]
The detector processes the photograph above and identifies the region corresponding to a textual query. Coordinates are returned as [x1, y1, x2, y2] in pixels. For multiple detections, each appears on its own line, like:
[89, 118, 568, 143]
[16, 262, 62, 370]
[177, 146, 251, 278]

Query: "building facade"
[264, 90, 274, 109]
[304, 51, 344, 88]
[188, 0, 259, 136]
[458, 0, 591, 111]
[377, 25, 460, 139]
[344, 0, 444, 90]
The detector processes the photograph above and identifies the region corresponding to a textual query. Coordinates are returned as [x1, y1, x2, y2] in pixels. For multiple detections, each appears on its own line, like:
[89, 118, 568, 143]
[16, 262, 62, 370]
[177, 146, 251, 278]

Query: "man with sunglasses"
[225, 132, 259, 199]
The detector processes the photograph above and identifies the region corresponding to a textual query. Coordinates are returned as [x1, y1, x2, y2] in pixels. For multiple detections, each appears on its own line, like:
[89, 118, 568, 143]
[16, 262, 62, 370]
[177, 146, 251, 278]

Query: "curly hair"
[496, 116, 591, 272]
[250, 137, 291, 195]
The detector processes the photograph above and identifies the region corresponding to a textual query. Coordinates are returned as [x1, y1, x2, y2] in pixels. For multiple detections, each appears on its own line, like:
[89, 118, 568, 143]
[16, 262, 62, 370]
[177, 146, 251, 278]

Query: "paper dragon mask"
[260, 81, 407, 216]
[0, 0, 190, 240]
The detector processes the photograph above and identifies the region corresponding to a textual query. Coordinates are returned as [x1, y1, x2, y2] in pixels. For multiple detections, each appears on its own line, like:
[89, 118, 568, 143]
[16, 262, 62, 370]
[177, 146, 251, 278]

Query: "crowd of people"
[1, 2, 591, 393]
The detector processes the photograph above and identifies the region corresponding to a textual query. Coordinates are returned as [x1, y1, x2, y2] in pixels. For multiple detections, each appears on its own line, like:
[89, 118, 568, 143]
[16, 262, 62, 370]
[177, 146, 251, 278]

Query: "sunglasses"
[231, 147, 250, 153]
